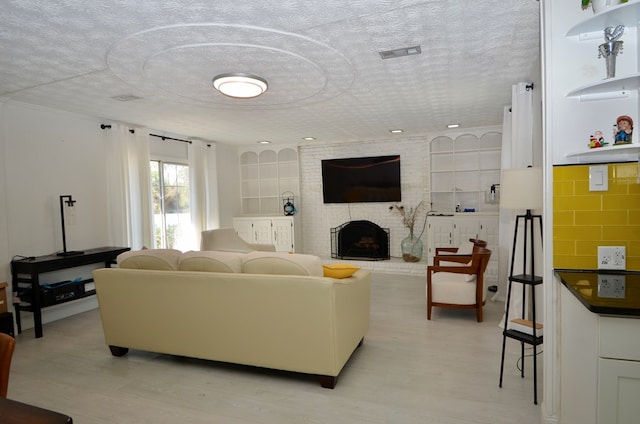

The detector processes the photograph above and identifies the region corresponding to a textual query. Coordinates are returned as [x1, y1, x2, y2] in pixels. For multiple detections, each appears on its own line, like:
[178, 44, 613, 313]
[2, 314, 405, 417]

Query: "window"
[150, 160, 190, 249]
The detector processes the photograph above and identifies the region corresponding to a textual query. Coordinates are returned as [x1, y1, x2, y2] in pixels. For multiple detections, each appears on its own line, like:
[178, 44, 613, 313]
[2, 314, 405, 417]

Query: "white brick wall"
[297, 128, 503, 275]
[299, 136, 428, 261]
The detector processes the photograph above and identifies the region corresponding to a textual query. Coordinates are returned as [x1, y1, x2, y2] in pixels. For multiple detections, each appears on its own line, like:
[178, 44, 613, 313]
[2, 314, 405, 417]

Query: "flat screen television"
[321, 155, 401, 203]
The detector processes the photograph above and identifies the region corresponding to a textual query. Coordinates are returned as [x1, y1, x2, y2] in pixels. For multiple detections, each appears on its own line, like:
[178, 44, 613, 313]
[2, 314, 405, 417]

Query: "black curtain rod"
[101, 125, 210, 146]
[99, 124, 134, 133]
[150, 133, 192, 144]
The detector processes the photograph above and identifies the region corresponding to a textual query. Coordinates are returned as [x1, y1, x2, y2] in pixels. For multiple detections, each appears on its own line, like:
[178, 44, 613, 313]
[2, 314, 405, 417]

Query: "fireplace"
[331, 220, 390, 261]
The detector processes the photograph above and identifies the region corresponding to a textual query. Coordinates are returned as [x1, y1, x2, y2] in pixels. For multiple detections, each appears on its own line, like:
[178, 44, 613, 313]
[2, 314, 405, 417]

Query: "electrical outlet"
[598, 275, 626, 298]
[598, 246, 626, 270]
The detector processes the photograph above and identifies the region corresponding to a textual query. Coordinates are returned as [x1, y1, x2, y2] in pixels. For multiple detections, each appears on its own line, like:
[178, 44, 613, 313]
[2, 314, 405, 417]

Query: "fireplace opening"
[331, 220, 390, 261]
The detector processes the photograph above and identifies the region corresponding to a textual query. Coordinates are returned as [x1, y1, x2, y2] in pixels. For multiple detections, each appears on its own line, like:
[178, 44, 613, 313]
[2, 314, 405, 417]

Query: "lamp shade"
[500, 167, 543, 210]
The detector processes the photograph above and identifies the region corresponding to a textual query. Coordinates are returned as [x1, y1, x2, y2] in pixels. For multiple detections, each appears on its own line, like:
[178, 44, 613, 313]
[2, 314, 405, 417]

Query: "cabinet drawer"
[600, 317, 640, 361]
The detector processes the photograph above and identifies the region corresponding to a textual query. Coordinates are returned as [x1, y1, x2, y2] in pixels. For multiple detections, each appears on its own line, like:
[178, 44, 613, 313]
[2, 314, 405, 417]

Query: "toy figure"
[588, 130, 607, 149]
[614, 115, 633, 145]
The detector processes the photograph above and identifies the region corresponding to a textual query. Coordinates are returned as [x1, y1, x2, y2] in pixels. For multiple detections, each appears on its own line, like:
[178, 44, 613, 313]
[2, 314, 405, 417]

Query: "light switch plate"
[598, 246, 626, 270]
[589, 165, 608, 191]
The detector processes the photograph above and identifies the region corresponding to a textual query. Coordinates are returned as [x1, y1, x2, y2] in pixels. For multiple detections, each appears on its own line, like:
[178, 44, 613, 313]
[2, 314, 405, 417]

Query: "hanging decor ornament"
[282, 191, 297, 216]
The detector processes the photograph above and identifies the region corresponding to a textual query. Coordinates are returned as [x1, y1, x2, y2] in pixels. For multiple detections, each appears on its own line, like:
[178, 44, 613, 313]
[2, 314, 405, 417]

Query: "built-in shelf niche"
[429, 132, 502, 213]
[240, 147, 299, 215]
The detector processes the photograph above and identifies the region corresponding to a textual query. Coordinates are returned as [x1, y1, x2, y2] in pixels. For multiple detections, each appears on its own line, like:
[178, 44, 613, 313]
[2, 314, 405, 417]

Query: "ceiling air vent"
[111, 94, 143, 102]
[379, 45, 421, 60]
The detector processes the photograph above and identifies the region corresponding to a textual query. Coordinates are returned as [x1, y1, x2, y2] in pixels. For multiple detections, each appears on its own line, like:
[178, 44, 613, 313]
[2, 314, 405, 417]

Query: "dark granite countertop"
[555, 269, 640, 317]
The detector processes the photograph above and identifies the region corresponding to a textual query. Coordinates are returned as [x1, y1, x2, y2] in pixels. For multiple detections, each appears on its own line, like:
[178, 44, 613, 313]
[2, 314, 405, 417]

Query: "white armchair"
[426, 245, 492, 322]
[200, 228, 276, 252]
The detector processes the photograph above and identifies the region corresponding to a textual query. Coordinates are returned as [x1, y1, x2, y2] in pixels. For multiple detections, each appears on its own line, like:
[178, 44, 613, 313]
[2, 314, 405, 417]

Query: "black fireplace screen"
[331, 220, 390, 261]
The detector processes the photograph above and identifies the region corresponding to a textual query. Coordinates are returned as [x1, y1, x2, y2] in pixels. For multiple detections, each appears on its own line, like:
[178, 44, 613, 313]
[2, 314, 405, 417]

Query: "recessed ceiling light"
[257, 140, 271, 144]
[302, 137, 316, 141]
[212, 73, 268, 98]
[447, 124, 460, 129]
[390, 129, 404, 134]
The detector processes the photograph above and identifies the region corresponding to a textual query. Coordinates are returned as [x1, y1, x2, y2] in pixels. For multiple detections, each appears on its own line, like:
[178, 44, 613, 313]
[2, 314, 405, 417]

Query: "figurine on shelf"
[613, 115, 633, 145]
[588, 130, 607, 149]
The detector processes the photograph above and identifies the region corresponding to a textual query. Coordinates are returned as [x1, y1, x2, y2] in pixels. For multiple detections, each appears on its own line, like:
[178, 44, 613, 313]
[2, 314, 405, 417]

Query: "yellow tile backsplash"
[553, 162, 640, 270]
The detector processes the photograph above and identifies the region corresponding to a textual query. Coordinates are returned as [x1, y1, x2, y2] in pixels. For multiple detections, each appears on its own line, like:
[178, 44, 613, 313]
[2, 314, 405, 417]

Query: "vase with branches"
[389, 201, 427, 262]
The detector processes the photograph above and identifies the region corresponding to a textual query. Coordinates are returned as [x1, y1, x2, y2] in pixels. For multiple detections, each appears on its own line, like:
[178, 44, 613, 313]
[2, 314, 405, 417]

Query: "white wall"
[2, 102, 111, 259]
[299, 137, 428, 259]
[0, 99, 505, 327]
[0, 102, 114, 327]
[216, 142, 241, 228]
[0, 101, 234, 329]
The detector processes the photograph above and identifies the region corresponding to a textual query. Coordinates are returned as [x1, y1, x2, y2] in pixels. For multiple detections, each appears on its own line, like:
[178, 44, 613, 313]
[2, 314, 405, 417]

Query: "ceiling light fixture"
[212, 73, 268, 98]
[447, 124, 460, 129]
[257, 140, 272, 144]
[390, 129, 404, 134]
[302, 137, 316, 141]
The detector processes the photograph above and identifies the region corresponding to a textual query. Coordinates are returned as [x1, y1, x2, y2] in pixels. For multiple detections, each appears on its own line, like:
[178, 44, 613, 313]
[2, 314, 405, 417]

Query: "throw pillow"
[322, 263, 360, 279]
[117, 249, 182, 270]
[178, 251, 244, 273]
[242, 252, 323, 277]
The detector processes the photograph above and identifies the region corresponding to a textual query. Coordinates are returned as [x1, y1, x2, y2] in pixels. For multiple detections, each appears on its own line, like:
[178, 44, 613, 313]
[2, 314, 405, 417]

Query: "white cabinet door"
[426, 217, 454, 265]
[598, 359, 640, 424]
[426, 215, 499, 283]
[271, 217, 294, 252]
[233, 218, 254, 244]
[252, 218, 273, 245]
[233, 216, 298, 252]
[453, 218, 480, 246]
[478, 217, 499, 282]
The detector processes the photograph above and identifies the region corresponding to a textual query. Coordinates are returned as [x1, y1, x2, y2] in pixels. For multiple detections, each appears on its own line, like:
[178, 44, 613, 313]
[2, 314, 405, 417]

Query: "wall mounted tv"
[321, 155, 401, 203]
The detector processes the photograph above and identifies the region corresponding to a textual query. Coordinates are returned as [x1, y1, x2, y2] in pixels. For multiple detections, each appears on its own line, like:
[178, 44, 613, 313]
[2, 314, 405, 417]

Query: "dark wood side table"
[0, 397, 73, 423]
[10, 246, 130, 338]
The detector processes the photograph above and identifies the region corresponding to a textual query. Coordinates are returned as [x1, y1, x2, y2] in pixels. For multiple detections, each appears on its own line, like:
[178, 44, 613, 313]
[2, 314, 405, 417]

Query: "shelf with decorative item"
[568, 1, 637, 37]
[566, 73, 640, 98]
[567, 142, 640, 157]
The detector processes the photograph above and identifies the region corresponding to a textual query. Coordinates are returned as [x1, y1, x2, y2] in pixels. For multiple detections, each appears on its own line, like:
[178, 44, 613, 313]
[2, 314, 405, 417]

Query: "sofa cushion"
[179, 251, 243, 273]
[322, 264, 361, 279]
[117, 249, 182, 271]
[242, 252, 323, 277]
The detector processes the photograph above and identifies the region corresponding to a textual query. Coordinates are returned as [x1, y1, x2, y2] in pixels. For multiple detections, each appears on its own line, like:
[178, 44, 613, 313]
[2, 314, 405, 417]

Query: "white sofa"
[93, 249, 371, 388]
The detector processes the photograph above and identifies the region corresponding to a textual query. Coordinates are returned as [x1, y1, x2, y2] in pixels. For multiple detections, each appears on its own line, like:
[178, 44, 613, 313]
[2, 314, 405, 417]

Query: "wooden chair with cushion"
[0, 332, 16, 398]
[434, 238, 487, 265]
[426, 245, 492, 322]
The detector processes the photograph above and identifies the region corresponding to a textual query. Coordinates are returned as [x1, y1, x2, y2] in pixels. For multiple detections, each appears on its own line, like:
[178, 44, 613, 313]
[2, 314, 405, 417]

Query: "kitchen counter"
[555, 269, 640, 317]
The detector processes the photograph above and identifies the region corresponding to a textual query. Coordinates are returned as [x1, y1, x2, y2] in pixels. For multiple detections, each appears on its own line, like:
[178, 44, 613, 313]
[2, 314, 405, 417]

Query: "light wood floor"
[7, 272, 541, 423]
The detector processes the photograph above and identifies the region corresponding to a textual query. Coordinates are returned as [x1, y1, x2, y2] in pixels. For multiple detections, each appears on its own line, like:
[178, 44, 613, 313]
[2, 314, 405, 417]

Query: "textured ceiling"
[0, 0, 541, 146]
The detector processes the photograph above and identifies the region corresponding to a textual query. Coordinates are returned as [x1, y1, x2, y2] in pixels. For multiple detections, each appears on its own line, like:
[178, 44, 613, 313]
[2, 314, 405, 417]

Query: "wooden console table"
[0, 397, 73, 423]
[10, 246, 129, 338]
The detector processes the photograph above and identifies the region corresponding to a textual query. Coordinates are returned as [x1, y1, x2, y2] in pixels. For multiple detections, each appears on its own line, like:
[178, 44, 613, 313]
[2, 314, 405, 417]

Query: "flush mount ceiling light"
[302, 137, 316, 141]
[390, 129, 404, 134]
[257, 140, 272, 144]
[212, 73, 268, 98]
[447, 124, 460, 129]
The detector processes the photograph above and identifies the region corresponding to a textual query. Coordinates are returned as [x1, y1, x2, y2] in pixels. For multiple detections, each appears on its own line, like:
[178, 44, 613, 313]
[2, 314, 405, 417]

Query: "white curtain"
[188, 140, 220, 250]
[499, 82, 543, 328]
[104, 124, 153, 250]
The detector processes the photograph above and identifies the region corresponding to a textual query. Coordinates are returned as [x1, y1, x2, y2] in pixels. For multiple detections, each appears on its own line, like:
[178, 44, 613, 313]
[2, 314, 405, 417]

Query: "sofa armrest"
[248, 243, 276, 252]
